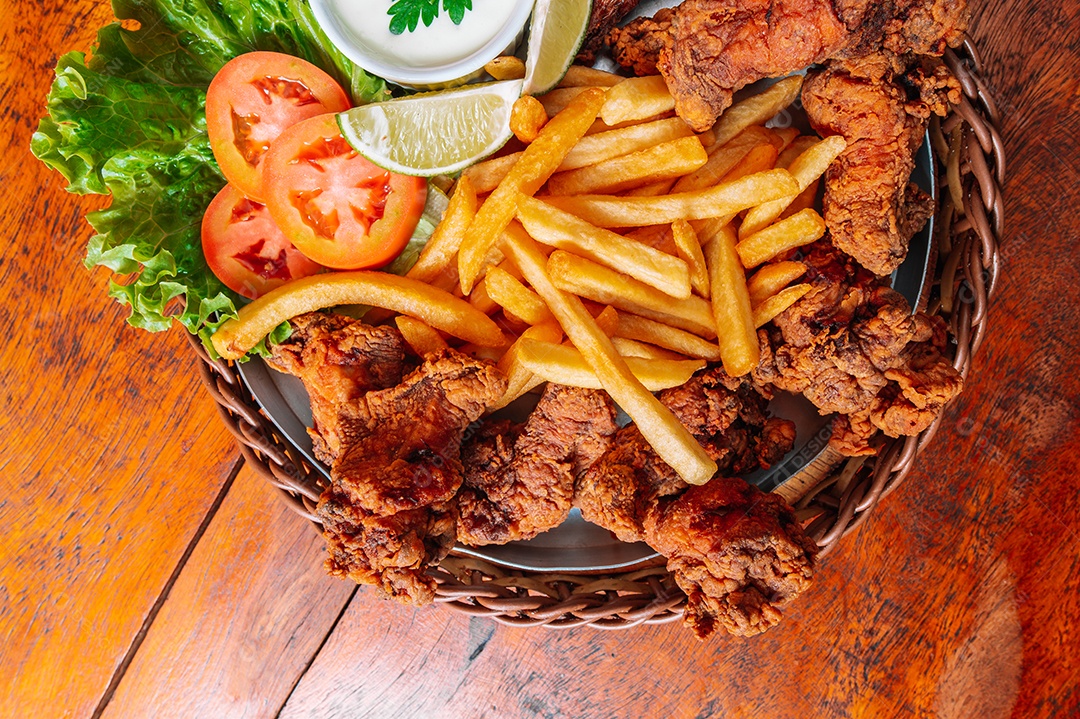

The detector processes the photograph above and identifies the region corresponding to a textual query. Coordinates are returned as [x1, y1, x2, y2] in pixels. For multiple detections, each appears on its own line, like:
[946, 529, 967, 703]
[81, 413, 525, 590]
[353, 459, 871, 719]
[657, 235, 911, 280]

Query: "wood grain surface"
[1, 0, 1078, 717]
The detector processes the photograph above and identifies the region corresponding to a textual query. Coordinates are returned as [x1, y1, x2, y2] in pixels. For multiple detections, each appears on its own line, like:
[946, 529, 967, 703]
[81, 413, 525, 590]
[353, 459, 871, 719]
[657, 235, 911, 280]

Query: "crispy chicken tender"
[456, 384, 618, 546]
[316, 350, 505, 605]
[752, 242, 963, 455]
[265, 312, 405, 464]
[270, 317, 508, 606]
[577, 0, 643, 64]
[608, 0, 969, 131]
[646, 477, 818, 638]
[575, 368, 811, 639]
[801, 54, 953, 275]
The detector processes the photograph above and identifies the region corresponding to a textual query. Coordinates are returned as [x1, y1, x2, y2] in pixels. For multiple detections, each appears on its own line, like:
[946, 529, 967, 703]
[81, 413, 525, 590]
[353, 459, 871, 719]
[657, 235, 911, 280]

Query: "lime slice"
[523, 0, 594, 95]
[337, 80, 523, 177]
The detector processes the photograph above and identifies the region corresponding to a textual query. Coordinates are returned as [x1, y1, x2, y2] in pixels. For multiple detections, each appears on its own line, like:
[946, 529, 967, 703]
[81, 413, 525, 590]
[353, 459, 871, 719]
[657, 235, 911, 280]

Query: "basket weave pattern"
[188, 38, 1003, 629]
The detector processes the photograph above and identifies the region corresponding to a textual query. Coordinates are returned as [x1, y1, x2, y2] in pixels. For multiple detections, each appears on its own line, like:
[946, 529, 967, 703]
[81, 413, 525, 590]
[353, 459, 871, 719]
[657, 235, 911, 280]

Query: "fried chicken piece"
[577, 0, 643, 64]
[801, 55, 948, 274]
[576, 368, 796, 543]
[319, 497, 457, 606]
[607, 7, 674, 75]
[456, 384, 618, 546]
[266, 312, 405, 464]
[752, 242, 963, 454]
[330, 351, 506, 515]
[646, 477, 818, 638]
[608, 0, 969, 131]
[314, 349, 506, 606]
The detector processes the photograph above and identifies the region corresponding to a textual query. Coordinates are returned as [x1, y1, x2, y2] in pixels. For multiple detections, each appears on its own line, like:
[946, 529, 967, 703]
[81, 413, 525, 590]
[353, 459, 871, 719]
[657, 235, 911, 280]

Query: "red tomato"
[205, 52, 350, 201]
[202, 183, 324, 299]
[261, 113, 428, 270]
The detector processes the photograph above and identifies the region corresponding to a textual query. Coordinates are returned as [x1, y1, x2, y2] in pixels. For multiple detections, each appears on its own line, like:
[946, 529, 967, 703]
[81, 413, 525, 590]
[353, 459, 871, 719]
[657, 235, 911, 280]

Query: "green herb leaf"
[445, 0, 472, 25]
[388, 0, 473, 34]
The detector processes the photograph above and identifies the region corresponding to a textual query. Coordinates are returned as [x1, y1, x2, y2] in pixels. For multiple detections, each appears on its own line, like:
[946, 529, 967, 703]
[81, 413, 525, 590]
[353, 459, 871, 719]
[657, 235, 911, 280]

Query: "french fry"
[543, 169, 798, 228]
[407, 175, 476, 286]
[558, 65, 624, 88]
[484, 265, 555, 325]
[600, 75, 675, 125]
[683, 137, 787, 240]
[747, 261, 808, 306]
[546, 250, 716, 337]
[485, 55, 526, 80]
[782, 178, 820, 218]
[461, 152, 520, 195]
[457, 87, 606, 294]
[752, 283, 812, 327]
[740, 135, 846, 237]
[560, 117, 695, 170]
[510, 95, 548, 143]
[502, 226, 717, 484]
[537, 86, 598, 116]
[626, 225, 677, 255]
[704, 75, 803, 152]
[673, 124, 788, 193]
[672, 138, 756, 193]
[468, 276, 499, 314]
[210, 272, 506, 359]
[395, 316, 450, 357]
[468, 254, 527, 317]
[584, 112, 674, 135]
[517, 195, 692, 298]
[548, 135, 707, 196]
[670, 219, 709, 297]
[615, 312, 723, 361]
[776, 135, 820, 169]
[492, 322, 563, 410]
[735, 208, 827, 269]
[517, 339, 706, 391]
[773, 126, 800, 152]
[623, 179, 676, 197]
[717, 142, 778, 183]
[593, 305, 620, 336]
[611, 336, 686, 361]
[704, 225, 759, 377]
[464, 118, 695, 192]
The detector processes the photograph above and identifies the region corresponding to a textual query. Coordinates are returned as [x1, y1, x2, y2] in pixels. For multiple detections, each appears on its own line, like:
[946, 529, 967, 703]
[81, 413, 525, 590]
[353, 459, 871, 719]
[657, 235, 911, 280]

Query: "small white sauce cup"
[310, 0, 535, 89]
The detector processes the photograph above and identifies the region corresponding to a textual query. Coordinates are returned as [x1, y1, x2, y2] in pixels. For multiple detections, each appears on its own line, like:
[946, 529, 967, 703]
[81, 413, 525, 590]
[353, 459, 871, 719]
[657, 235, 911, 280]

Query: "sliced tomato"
[202, 183, 324, 299]
[206, 52, 350, 202]
[261, 113, 428, 270]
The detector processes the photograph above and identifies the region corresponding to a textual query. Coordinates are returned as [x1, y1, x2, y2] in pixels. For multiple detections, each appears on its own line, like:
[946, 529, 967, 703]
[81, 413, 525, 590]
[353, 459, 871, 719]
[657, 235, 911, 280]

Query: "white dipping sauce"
[329, 0, 520, 69]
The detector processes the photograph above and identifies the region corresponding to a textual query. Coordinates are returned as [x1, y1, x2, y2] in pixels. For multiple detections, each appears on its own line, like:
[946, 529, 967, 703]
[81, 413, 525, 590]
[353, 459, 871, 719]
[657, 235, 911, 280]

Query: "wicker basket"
[189, 37, 1003, 629]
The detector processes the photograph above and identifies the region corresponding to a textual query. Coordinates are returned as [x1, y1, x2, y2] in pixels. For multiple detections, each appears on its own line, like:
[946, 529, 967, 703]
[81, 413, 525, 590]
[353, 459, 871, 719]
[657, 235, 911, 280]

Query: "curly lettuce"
[30, 0, 390, 350]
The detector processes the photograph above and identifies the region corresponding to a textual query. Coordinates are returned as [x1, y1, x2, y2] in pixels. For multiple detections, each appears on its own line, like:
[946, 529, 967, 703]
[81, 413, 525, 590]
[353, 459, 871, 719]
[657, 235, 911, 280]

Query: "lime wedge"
[337, 80, 523, 177]
[523, 0, 593, 95]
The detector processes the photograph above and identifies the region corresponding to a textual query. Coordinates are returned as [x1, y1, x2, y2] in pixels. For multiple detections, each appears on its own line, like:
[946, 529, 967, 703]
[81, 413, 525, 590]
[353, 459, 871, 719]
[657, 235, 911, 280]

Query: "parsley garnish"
[387, 0, 474, 35]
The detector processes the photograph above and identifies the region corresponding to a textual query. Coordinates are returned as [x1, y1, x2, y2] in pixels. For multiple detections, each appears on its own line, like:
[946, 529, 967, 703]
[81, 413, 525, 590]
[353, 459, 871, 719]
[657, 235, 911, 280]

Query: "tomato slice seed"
[250, 75, 320, 106]
[232, 239, 293, 281]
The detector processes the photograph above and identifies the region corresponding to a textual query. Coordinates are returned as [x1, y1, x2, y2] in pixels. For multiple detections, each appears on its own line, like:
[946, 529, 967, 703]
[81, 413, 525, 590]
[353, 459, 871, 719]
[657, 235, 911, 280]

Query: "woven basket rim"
[188, 36, 1004, 629]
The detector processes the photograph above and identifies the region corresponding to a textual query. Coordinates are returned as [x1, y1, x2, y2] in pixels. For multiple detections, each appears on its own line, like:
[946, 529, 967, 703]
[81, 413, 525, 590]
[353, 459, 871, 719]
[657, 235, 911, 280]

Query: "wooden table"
[2, 1, 1077, 716]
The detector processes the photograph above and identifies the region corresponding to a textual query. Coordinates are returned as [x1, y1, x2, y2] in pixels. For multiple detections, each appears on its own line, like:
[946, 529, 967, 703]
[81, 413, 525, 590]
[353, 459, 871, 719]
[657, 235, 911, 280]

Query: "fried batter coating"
[265, 311, 405, 464]
[647, 477, 818, 638]
[608, 0, 969, 131]
[270, 319, 508, 606]
[801, 55, 953, 275]
[457, 384, 618, 546]
[576, 368, 796, 544]
[752, 242, 963, 455]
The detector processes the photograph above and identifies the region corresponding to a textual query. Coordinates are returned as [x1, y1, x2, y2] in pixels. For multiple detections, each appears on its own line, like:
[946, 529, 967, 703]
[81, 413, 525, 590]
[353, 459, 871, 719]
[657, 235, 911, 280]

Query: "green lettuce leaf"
[31, 0, 391, 356]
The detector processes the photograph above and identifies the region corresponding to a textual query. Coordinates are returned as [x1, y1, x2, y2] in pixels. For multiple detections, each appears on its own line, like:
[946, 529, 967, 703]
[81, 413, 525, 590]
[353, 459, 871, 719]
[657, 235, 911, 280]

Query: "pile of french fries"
[211, 65, 847, 486]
